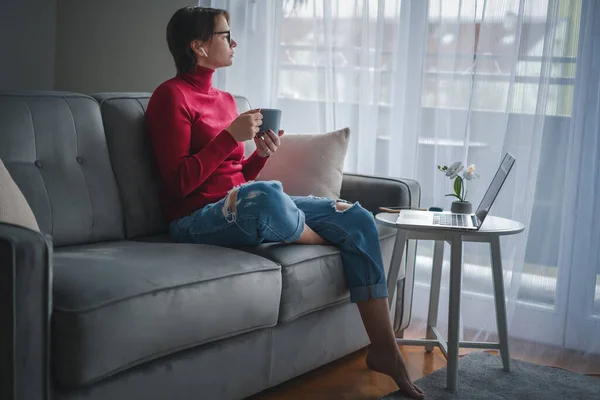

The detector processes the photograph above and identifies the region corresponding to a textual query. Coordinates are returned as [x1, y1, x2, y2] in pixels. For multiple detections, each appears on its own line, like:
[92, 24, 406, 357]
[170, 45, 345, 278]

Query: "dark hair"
[166, 6, 230, 73]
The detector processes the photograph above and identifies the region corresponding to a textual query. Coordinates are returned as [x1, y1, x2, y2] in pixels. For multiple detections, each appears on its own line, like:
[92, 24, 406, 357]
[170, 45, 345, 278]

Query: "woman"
[145, 6, 424, 399]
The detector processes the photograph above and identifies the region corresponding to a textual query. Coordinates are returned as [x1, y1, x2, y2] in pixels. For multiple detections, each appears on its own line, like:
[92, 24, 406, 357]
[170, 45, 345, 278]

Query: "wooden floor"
[246, 325, 600, 400]
[247, 345, 448, 400]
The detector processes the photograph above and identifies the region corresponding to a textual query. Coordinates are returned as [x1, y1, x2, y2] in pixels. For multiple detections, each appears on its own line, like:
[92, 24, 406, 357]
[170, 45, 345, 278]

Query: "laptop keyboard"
[433, 213, 468, 227]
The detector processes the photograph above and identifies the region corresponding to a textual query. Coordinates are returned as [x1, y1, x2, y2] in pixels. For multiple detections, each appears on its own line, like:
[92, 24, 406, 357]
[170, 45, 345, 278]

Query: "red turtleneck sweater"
[145, 66, 268, 223]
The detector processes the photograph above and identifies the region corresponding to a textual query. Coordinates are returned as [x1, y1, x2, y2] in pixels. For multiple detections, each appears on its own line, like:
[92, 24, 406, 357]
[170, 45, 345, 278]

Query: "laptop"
[396, 153, 516, 231]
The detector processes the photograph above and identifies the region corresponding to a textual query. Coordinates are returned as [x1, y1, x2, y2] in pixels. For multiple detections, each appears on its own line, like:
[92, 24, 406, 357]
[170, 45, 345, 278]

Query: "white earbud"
[199, 48, 208, 57]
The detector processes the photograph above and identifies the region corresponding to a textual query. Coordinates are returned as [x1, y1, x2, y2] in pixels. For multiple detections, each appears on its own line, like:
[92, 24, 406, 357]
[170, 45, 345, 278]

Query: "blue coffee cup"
[258, 108, 282, 136]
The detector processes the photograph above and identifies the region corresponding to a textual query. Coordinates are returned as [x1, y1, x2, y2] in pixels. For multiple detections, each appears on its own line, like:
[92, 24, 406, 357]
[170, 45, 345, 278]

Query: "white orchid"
[437, 161, 464, 177]
[438, 161, 482, 202]
[445, 161, 464, 179]
[463, 164, 480, 180]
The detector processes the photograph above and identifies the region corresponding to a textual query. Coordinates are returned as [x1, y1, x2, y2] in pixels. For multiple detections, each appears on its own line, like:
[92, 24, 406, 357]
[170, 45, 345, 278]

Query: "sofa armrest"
[340, 173, 421, 214]
[0, 223, 52, 400]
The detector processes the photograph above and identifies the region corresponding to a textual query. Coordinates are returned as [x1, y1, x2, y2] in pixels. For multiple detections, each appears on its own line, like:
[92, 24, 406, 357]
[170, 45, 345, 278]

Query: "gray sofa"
[0, 91, 420, 400]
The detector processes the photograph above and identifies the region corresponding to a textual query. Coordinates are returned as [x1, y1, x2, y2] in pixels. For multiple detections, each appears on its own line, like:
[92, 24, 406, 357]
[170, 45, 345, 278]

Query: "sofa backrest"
[92, 93, 165, 239]
[234, 96, 255, 157]
[0, 92, 124, 246]
[91, 92, 254, 239]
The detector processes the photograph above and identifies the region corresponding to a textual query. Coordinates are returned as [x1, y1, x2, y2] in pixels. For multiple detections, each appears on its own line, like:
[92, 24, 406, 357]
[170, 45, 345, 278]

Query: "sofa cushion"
[0, 91, 124, 246]
[243, 223, 396, 323]
[0, 157, 40, 231]
[51, 241, 282, 389]
[92, 93, 166, 239]
[257, 128, 351, 199]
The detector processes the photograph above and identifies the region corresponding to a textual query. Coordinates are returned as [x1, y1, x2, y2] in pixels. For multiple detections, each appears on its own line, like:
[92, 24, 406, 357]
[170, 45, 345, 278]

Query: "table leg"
[490, 235, 510, 372]
[387, 229, 408, 309]
[425, 240, 444, 353]
[447, 235, 463, 392]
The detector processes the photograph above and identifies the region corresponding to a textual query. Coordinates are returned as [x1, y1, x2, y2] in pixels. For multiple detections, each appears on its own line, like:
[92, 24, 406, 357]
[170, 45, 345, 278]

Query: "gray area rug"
[383, 352, 600, 399]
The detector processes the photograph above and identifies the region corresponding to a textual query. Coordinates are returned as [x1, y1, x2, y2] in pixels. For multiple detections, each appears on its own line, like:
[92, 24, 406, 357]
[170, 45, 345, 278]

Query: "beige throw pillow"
[0, 158, 40, 232]
[258, 128, 350, 199]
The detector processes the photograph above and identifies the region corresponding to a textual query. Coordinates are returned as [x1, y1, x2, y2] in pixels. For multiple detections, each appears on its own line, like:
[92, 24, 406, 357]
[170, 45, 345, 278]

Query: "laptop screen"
[475, 153, 516, 224]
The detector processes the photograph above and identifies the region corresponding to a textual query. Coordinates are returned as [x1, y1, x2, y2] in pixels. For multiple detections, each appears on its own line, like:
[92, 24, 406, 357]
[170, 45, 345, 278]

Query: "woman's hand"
[255, 129, 284, 158]
[226, 109, 263, 142]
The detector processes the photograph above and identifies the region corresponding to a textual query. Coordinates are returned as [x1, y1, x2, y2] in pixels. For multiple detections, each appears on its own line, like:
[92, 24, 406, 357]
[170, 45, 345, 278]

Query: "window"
[279, 0, 581, 116]
[279, 0, 403, 105]
[425, 0, 581, 116]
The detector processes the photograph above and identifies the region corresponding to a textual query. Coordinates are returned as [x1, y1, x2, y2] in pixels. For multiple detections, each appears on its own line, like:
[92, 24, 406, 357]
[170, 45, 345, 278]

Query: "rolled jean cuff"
[349, 282, 389, 303]
[282, 209, 306, 244]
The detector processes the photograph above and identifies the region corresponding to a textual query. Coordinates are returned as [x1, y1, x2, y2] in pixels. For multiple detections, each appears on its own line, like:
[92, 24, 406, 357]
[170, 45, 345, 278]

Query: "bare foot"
[366, 348, 425, 399]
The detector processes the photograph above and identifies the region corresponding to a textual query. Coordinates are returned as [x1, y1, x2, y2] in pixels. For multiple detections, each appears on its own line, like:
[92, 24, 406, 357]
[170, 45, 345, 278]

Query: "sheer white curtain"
[203, 0, 600, 372]
[561, 0, 600, 367]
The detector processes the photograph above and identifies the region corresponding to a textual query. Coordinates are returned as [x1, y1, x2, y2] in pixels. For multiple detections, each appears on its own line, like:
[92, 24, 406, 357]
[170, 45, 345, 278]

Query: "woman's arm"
[240, 151, 269, 181]
[146, 85, 238, 199]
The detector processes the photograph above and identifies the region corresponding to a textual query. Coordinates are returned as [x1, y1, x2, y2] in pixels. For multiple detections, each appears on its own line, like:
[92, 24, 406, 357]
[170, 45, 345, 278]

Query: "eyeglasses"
[213, 30, 231, 44]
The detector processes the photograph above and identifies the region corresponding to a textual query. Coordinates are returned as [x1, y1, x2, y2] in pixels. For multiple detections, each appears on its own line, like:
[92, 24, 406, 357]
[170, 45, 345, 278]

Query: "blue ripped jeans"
[169, 180, 388, 302]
